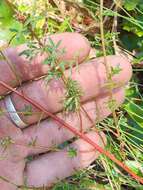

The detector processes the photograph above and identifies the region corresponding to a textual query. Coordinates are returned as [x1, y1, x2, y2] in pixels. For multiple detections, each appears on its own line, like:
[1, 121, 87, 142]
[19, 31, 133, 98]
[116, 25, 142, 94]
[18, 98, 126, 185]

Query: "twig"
[99, 0, 118, 127]
[0, 51, 22, 87]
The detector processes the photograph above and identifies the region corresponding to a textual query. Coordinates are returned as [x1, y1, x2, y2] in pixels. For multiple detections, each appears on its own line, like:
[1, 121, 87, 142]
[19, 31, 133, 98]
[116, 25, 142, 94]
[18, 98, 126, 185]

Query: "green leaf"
[126, 117, 143, 145]
[0, 0, 13, 27]
[111, 65, 122, 76]
[67, 147, 77, 158]
[124, 100, 143, 128]
[63, 78, 83, 112]
[0, 1, 25, 45]
[125, 160, 143, 176]
[58, 17, 73, 32]
[124, 0, 140, 11]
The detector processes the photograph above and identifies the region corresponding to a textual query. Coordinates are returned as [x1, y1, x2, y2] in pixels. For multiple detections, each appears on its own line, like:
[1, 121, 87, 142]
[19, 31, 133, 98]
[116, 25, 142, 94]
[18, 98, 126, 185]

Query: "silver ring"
[4, 95, 27, 128]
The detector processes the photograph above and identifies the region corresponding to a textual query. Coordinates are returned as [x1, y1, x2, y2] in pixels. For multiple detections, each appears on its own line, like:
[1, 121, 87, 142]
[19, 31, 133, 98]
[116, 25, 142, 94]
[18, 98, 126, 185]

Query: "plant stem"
[99, 0, 118, 128]
[0, 51, 22, 87]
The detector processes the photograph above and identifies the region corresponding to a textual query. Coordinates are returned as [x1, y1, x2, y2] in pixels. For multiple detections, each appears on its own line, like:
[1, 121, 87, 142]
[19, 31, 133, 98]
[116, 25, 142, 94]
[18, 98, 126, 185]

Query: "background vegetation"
[0, 0, 143, 189]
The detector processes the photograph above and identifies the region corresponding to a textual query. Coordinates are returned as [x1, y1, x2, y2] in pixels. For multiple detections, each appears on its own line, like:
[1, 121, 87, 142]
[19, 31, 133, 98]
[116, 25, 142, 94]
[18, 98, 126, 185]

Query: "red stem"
[0, 81, 143, 184]
[78, 111, 83, 132]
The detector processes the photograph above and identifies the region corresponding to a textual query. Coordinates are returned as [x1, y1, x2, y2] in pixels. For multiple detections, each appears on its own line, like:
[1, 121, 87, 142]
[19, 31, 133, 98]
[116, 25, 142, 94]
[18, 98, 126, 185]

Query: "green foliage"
[91, 32, 117, 56]
[0, 0, 13, 27]
[121, 0, 143, 62]
[20, 34, 83, 113]
[45, 70, 63, 82]
[122, 19, 143, 38]
[43, 37, 63, 66]
[52, 169, 96, 190]
[52, 181, 77, 190]
[107, 99, 117, 112]
[124, 99, 143, 128]
[123, 0, 140, 11]
[0, 0, 25, 45]
[64, 78, 83, 112]
[125, 160, 143, 176]
[19, 41, 40, 60]
[111, 65, 122, 76]
[67, 147, 77, 158]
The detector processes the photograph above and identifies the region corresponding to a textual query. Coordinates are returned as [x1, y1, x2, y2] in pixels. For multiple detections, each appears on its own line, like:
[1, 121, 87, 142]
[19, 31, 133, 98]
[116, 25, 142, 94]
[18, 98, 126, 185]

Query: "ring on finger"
[4, 95, 27, 128]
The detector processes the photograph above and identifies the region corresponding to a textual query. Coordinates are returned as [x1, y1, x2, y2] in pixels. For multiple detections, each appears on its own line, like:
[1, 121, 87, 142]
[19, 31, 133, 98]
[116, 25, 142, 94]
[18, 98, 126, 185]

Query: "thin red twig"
[78, 110, 83, 132]
[0, 81, 143, 184]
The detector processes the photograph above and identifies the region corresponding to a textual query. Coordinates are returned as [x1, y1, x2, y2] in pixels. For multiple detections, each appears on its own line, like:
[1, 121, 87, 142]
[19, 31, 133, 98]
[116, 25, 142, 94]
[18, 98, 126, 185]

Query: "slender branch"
[0, 51, 22, 87]
[0, 175, 18, 188]
[99, 0, 118, 127]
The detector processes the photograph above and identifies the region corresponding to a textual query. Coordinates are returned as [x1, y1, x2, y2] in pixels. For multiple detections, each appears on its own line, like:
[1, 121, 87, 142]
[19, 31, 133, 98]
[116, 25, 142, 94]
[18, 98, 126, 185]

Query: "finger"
[25, 131, 106, 188]
[23, 88, 125, 156]
[0, 100, 22, 138]
[0, 158, 25, 190]
[0, 32, 91, 95]
[9, 55, 132, 126]
[0, 143, 26, 190]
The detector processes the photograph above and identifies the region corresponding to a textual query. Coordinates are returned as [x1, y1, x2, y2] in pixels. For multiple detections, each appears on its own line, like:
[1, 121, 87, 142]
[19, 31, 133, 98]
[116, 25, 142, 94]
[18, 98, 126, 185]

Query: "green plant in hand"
[0, 1, 143, 190]
[20, 36, 83, 114]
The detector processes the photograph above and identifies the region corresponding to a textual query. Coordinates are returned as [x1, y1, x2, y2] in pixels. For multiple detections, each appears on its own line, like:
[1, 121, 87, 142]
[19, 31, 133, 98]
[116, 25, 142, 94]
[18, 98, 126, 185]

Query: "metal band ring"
[4, 95, 27, 128]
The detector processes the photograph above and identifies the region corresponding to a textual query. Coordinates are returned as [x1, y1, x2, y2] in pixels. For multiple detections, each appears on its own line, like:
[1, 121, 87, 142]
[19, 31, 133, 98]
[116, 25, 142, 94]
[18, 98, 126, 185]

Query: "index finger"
[0, 32, 91, 95]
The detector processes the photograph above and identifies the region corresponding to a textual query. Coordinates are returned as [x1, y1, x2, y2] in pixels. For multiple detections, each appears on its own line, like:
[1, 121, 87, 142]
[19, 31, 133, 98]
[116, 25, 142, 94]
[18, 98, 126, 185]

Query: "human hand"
[0, 32, 132, 189]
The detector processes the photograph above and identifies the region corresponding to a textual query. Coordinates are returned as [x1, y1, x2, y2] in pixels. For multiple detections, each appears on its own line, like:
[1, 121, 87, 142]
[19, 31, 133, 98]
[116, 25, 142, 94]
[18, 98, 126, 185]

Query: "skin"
[0, 33, 90, 95]
[0, 32, 132, 189]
